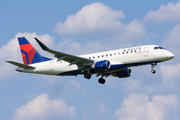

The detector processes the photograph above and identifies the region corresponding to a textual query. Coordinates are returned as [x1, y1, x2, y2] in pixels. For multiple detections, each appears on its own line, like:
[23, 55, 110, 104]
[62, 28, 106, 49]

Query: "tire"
[84, 73, 91, 79]
[98, 78, 105, 84]
[151, 70, 156, 74]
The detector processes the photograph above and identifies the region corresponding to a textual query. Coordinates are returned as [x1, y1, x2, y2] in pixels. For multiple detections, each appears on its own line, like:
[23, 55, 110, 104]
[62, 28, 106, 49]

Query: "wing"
[35, 38, 94, 68]
[6, 61, 35, 69]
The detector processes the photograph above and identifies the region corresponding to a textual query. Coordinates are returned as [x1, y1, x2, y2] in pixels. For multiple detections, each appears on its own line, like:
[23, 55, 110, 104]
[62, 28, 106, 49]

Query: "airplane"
[6, 37, 175, 84]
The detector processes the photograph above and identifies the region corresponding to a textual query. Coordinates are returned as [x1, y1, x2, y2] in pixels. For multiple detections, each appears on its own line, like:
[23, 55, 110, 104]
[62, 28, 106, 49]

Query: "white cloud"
[0, 32, 54, 80]
[124, 19, 146, 41]
[56, 37, 106, 54]
[160, 64, 180, 89]
[54, 2, 125, 36]
[122, 64, 180, 94]
[122, 66, 163, 94]
[163, 24, 180, 48]
[12, 93, 76, 120]
[143, 1, 180, 23]
[104, 19, 147, 47]
[115, 94, 180, 120]
[53, 2, 146, 46]
[162, 24, 180, 63]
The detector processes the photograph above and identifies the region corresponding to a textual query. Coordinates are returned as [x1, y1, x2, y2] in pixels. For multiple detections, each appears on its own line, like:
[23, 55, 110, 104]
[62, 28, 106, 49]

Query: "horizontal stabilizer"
[6, 61, 35, 69]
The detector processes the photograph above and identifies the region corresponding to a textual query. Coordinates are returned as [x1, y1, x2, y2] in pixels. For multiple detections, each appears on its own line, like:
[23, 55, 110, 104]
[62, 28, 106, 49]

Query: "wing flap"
[35, 38, 94, 67]
[6, 61, 35, 69]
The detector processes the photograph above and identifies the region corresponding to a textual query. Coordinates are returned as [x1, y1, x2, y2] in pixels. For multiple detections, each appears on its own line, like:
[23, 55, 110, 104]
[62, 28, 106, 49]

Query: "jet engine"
[113, 68, 132, 78]
[91, 60, 110, 70]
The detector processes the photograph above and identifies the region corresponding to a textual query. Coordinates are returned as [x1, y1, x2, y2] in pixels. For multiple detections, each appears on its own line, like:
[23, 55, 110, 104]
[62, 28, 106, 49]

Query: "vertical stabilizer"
[18, 37, 44, 65]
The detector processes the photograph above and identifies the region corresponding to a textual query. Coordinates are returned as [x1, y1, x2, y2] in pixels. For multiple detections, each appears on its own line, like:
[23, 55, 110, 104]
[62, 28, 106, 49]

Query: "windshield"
[159, 47, 165, 49]
[154, 47, 165, 50]
[154, 47, 158, 50]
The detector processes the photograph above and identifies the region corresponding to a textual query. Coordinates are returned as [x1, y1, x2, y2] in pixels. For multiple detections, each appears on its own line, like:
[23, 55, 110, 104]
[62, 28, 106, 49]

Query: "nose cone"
[167, 51, 175, 59]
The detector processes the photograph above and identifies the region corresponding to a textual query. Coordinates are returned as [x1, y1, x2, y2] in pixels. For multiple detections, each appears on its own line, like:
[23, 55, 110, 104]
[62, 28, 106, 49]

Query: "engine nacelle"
[91, 60, 111, 70]
[113, 68, 132, 78]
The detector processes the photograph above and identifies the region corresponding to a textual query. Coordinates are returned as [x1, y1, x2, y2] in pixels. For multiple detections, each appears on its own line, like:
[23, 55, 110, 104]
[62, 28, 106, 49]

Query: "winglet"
[34, 37, 60, 57]
[34, 38, 49, 51]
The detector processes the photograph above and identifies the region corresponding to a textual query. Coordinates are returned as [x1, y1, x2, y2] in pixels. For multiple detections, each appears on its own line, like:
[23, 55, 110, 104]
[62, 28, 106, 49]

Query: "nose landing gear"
[151, 63, 157, 74]
[151, 69, 156, 74]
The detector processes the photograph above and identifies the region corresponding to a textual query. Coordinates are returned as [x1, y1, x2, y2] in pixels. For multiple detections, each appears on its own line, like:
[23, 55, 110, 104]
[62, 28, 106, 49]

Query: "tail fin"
[18, 37, 45, 65]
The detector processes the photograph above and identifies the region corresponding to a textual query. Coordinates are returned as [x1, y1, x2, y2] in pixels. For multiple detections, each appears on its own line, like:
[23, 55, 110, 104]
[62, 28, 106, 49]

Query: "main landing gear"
[98, 77, 105, 84]
[84, 73, 106, 84]
[84, 73, 91, 79]
[151, 63, 157, 74]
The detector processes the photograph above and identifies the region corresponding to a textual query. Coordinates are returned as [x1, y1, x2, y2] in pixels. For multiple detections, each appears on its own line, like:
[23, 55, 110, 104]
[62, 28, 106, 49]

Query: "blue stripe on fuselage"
[57, 61, 162, 76]
[58, 69, 82, 76]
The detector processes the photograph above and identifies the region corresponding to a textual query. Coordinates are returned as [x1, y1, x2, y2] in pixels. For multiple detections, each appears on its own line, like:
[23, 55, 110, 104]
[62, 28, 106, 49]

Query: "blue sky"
[1, 0, 180, 120]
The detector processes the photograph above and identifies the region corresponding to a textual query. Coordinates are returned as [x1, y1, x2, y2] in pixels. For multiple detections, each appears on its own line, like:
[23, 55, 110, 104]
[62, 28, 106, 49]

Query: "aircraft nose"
[166, 51, 175, 59]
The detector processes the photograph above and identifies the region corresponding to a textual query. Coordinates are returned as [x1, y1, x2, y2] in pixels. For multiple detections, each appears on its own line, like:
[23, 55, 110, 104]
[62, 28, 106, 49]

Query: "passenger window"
[98, 56, 100, 58]
[93, 56, 95, 58]
[89, 57, 91, 59]
[110, 54, 112, 56]
[114, 53, 116, 55]
[106, 54, 108, 57]
[118, 52, 120, 55]
[122, 52, 124, 54]
[102, 55, 104, 57]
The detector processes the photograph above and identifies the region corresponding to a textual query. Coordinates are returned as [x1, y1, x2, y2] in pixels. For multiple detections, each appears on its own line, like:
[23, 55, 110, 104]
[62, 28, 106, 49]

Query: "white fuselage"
[18, 45, 174, 76]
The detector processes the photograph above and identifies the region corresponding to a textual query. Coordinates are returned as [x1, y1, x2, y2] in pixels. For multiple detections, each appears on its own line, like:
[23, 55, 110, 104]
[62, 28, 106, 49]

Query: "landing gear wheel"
[84, 73, 91, 79]
[150, 63, 157, 74]
[98, 78, 105, 84]
[151, 69, 156, 74]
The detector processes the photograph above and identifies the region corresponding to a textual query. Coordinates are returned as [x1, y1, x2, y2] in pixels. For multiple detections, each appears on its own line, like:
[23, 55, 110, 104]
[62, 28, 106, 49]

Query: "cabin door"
[49, 61, 54, 71]
[144, 47, 149, 57]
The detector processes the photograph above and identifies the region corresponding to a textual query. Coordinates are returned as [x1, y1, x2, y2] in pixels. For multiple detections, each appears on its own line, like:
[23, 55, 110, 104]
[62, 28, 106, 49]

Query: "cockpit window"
[159, 47, 165, 49]
[154, 47, 165, 50]
[154, 47, 158, 50]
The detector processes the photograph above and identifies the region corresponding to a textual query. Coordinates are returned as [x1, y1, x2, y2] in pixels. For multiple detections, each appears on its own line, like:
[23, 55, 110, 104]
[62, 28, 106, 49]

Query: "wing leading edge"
[34, 38, 94, 68]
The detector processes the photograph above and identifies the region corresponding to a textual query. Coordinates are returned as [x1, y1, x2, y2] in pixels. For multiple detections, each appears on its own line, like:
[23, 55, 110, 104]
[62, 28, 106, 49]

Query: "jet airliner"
[7, 37, 174, 84]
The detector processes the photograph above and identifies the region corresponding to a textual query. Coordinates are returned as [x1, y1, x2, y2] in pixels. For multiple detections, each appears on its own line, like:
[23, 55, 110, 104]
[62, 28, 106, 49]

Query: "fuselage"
[17, 45, 174, 76]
